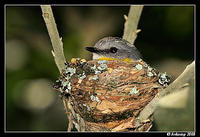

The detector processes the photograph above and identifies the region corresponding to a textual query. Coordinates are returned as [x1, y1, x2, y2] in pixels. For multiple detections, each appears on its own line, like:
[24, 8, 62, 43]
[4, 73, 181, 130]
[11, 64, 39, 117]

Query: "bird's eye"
[110, 47, 118, 53]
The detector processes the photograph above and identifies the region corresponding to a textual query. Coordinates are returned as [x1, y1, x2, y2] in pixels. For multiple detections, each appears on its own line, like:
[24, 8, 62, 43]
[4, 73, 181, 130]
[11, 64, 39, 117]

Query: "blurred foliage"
[6, 6, 194, 131]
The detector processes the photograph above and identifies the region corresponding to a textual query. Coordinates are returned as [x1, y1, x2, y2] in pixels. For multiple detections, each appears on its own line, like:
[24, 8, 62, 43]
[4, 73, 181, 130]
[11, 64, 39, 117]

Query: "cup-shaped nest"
[54, 58, 170, 131]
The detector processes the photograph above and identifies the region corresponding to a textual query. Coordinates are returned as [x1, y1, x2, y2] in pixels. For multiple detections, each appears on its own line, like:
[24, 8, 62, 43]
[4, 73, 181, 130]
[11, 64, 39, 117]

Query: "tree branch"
[159, 61, 195, 97]
[41, 5, 66, 73]
[137, 61, 195, 123]
[123, 5, 143, 44]
[41, 5, 72, 130]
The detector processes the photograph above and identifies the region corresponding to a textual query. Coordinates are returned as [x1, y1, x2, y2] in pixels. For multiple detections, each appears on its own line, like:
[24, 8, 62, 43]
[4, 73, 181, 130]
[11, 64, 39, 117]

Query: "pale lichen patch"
[129, 86, 139, 95]
[135, 64, 143, 70]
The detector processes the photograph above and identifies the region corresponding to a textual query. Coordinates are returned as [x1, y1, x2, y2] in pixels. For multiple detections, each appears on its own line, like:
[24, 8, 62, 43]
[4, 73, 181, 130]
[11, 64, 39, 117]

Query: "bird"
[54, 36, 170, 131]
[85, 37, 142, 61]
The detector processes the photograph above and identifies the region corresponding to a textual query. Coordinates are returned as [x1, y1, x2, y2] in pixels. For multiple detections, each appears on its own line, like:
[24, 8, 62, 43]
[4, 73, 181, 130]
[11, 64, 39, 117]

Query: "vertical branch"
[41, 5, 66, 73]
[123, 5, 144, 44]
[40, 5, 72, 131]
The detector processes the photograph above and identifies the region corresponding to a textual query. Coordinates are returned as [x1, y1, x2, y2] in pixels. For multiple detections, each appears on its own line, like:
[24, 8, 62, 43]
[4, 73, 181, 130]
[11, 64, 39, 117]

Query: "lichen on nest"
[53, 58, 170, 131]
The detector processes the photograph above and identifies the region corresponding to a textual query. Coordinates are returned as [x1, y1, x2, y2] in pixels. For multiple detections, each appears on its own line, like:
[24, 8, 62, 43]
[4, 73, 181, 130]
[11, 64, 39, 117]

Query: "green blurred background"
[6, 6, 194, 131]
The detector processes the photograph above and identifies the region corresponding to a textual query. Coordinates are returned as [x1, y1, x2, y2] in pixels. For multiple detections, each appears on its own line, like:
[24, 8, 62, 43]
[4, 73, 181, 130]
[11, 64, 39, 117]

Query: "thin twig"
[137, 61, 195, 123]
[123, 5, 144, 44]
[41, 5, 66, 73]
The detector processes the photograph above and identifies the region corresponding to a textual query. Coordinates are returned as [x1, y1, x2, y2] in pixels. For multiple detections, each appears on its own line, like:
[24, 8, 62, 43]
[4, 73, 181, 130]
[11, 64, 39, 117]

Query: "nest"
[54, 58, 170, 131]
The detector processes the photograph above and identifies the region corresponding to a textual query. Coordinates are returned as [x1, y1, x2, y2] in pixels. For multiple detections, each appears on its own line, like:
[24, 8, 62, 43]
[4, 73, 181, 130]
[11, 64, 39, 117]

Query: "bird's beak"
[85, 47, 98, 53]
